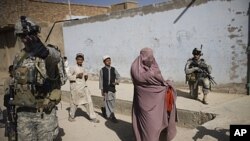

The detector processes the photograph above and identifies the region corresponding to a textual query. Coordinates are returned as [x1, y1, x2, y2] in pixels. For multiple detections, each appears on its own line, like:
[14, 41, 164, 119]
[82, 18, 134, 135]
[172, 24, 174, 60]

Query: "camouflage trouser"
[17, 108, 59, 141]
[188, 77, 210, 99]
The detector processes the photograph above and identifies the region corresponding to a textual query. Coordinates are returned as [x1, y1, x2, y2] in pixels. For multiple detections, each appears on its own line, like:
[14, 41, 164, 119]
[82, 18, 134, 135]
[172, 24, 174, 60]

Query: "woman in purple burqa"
[131, 47, 177, 141]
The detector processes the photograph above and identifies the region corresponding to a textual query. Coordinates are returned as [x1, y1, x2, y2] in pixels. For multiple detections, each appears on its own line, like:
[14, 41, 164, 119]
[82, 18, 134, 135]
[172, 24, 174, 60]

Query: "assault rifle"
[4, 84, 17, 141]
[191, 61, 217, 88]
[196, 68, 217, 86]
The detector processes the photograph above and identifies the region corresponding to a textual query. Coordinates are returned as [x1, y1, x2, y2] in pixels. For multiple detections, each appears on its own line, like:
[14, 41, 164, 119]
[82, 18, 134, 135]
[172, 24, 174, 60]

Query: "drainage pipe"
[247, 2, 250, 95]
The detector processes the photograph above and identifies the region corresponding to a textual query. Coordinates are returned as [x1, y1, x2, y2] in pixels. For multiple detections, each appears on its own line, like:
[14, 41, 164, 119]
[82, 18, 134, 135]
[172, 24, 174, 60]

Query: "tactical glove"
[43, 99, 56, 114]
[193, 67, 203, 73]
[193, 67, 200, 72]
[43, 89, 61, 114]
[197, 68, 203, 73]
[199, 63, 208, 69]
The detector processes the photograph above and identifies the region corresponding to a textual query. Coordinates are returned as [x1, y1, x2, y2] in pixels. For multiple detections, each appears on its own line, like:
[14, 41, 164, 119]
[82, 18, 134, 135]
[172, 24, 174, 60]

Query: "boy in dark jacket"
[99, 55, 120, 123]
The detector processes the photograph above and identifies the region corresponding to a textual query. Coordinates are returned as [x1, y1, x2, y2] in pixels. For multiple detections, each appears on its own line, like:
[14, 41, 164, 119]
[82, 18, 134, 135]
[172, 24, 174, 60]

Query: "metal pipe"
[45, 18, 79, 43]
[173, 0, 196, 24]
[68, 0, 72, 19]
[247, 2, 250, 95]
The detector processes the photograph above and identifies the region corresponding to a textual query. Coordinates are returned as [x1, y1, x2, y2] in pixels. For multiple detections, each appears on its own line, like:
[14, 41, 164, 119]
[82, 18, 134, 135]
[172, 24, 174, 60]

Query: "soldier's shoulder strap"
[13, 51, 29, 69]
[200, 58, 207, 64]
[35, 58, 47, 79]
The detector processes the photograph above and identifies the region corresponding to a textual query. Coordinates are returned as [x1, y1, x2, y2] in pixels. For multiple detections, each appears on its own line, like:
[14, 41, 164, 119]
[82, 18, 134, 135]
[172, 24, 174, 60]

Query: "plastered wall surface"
[63, 0, 248, 84]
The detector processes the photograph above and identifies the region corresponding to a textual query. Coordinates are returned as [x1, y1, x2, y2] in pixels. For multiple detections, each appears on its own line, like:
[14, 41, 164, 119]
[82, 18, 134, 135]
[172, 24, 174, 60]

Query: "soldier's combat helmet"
[15, 16, 40, 36]
[192, 48, 202, 56]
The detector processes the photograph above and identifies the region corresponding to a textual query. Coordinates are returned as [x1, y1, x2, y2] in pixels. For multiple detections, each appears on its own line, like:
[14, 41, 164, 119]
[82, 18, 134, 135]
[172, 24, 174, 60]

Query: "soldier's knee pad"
[203, 78, 210, 86]
[202, 88, 209, 95]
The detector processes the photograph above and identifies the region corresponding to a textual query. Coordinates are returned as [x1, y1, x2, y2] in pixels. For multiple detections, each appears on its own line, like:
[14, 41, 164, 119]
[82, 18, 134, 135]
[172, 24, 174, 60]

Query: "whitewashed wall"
[63, 0, 249, 84]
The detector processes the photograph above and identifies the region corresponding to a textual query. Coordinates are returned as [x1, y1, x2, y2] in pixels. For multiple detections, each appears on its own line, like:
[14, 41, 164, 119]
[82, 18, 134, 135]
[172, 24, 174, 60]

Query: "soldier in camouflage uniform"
[11, 16, 65, 141]
[185, 48, 212, 104]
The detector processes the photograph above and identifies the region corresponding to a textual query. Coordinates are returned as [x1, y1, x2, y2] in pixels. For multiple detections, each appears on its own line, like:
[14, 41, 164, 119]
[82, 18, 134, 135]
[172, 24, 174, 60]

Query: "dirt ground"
[0, 74, 249, 141]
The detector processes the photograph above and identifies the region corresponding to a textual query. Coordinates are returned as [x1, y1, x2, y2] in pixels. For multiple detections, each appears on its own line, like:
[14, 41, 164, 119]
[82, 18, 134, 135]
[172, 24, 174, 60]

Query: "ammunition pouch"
[14, 66, 28, 84]
[14, 65, 37, 85]
[43, 99, 56, 114]
[11, 89, 36, 107]
[12, 87, 60, 106]
[13, 89, 61, 114]
[186, 73, 197, 82]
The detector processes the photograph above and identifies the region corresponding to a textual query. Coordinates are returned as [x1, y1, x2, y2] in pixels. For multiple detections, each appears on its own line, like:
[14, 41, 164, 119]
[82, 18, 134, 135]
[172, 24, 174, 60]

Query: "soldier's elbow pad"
[207, 66, 212, 73]
[49, 89, 61, 104]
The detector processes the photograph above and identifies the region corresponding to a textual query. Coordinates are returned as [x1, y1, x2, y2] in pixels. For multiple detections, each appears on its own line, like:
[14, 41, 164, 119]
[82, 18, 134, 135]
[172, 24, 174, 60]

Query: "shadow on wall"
[192, 126, 229, 141]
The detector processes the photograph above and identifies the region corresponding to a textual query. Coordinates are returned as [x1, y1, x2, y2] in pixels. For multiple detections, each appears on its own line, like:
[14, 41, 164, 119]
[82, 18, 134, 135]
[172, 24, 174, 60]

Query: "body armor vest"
[12, 53, 48, 107]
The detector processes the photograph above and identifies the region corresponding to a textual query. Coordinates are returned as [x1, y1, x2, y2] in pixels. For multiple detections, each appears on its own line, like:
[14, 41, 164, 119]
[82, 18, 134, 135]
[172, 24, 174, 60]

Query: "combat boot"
[202, 94, 208, 105]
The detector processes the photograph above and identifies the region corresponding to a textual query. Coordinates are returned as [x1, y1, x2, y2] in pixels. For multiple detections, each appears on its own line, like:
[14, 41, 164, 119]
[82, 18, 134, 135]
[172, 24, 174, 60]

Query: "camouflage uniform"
[17, 108, 58, 140]
[11, 16, 66, 141]
[185, 48, 212, 104]
[13, 47, 62, 141]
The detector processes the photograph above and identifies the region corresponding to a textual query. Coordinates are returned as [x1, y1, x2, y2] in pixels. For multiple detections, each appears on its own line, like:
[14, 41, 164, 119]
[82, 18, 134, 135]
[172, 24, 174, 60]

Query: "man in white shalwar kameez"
[68, 53, 99, 123]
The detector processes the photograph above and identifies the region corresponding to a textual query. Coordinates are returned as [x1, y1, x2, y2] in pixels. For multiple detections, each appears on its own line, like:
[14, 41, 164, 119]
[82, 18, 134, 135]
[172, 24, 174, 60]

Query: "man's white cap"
[103, 55, 111, 61]
[76, 53, 84, 58]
